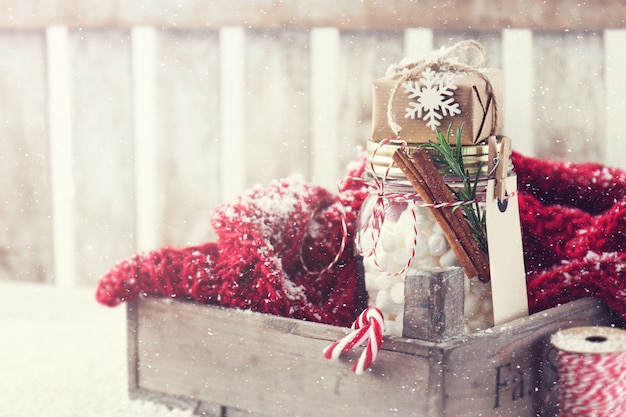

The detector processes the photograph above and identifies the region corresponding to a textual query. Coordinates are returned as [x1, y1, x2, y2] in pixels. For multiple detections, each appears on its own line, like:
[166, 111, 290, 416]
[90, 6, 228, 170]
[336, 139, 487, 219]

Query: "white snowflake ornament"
[403, 67, 461, 130]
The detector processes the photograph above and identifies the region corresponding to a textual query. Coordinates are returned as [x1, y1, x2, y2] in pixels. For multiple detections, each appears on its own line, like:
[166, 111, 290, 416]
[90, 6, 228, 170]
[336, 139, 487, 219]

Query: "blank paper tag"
[486, 176, 529, 325]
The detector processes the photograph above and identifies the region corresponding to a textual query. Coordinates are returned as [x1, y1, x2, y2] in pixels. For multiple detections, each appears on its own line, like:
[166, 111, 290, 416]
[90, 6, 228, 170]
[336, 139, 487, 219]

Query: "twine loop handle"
[384, 40, 497, 137]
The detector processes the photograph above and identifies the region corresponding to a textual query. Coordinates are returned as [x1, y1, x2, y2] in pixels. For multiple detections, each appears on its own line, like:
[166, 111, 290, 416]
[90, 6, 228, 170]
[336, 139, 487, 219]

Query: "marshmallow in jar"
[357, 141, 495, 337]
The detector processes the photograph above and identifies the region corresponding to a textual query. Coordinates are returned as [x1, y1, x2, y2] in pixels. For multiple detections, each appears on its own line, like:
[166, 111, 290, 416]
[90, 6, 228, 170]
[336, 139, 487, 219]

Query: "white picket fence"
[2, 12, 626, 286]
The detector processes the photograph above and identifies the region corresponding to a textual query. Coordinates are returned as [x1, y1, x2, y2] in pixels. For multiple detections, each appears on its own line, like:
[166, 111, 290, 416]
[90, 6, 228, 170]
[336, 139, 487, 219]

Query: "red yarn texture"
[97, 150, 626, 326]
[96, 157, 369, 328]
[513, 151, 626, 320]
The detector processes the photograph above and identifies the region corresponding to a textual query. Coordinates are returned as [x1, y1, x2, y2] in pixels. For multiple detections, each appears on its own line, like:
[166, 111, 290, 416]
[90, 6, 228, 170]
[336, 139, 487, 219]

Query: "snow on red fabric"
[513, 151, 626, 320]
[96, 150, 626, 326]
[96, 154, 370, 328]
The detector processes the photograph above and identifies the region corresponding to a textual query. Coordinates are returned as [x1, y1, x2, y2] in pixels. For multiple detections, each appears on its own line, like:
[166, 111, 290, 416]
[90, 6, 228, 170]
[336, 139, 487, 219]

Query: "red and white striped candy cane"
[323, 307, 385, 374]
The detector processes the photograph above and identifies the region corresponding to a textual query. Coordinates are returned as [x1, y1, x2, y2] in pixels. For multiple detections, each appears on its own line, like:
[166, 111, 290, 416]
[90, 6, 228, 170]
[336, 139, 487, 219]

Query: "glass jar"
[357, 139, 503, 337]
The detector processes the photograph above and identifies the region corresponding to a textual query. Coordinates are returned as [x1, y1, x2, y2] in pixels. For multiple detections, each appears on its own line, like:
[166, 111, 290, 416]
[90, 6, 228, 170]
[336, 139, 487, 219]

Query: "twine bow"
[384, 40, 498, 137]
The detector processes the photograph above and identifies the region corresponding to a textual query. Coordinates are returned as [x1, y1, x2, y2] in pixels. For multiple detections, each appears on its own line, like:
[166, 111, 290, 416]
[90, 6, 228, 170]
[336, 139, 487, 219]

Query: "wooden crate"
[128, 296, 618, 417]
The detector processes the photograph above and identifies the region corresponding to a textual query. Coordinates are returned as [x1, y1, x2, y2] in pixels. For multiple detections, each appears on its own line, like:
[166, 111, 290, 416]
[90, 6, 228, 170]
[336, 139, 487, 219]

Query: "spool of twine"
[551, 326, 626, 417]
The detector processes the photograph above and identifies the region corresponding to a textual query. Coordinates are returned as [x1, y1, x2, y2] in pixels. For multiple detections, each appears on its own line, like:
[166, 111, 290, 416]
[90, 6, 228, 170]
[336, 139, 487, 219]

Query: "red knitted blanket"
[96, 151, 626, 326]
[96, 157, 370, 327]
[513, 151, 626, 319]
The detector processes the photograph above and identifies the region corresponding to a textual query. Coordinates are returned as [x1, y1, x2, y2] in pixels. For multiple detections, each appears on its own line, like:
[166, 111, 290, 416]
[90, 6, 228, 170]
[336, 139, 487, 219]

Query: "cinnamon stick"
[411, 149, 491, 281]
[393, 148, 490, 282]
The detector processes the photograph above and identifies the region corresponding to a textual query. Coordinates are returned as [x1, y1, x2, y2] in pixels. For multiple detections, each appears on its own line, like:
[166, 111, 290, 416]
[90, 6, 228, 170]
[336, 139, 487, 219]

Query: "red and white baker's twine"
[355, 136, 481, 277]
[302, 136, 517, 278]
[320, 137, 523, 375]
[554, 349, 626, 416]
[323, 307, 385, 374]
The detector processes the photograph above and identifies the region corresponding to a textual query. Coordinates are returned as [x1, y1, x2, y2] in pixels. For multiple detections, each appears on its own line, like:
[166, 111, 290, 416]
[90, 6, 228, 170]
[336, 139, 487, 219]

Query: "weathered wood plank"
[70, 29, 136, 285]
[434, 31, 502, 68]
[244, 28, 311, 186]
[337, 30, 404, 169]
[131, 27, 220, 251]
[311, 27, 340, 189]
[224, 407, 270, 417]
[132, 26, 161, 252]
[0, 31, 53, 283]
[154, 29, 221, 246]
[195, 402, 223, 417]
[441, 298, 617, 416]
[404, 28, 434, 59]
[403, 268, 465, 342]
[218, 26, 246, 203]
[133, 297, 434, 417]
[0, 0, 624, 31]
[46, 26, 74, 286]
[501, 29, 534, 156]
[532, 31, 605, 162]
[129, 296, 618, 417]
[127, 301, 139, 392]
[604, 29, 626, 170]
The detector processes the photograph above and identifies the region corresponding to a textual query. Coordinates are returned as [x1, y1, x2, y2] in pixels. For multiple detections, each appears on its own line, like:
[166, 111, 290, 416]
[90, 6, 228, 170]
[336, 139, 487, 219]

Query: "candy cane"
[323, 307, 385, 374]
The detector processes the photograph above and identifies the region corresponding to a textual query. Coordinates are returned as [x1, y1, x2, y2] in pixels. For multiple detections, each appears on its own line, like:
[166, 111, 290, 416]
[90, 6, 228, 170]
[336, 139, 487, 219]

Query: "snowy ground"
[0, 282, 195, 417]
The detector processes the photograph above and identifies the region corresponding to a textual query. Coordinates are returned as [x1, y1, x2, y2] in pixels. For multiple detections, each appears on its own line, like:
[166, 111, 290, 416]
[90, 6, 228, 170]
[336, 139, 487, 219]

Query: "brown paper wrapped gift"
[371, 68, 502, 145]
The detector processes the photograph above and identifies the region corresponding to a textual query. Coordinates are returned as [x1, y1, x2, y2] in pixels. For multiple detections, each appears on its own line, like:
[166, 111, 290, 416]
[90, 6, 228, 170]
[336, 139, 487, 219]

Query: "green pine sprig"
[419, 124, 488, 255]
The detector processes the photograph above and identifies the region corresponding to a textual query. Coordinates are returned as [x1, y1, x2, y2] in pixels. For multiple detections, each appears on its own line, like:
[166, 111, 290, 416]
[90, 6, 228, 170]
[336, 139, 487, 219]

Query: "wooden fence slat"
[336, 30, 404, 172]
[243, 28, 311, 186]
[0, 30, 52, 284]
[604, 29, 626, 170]
[501, 29, 534, 156]
[311, 27, 340, 189]
[132, 26, 160, 252]
[404, 28, 434, 59]
[71, 29, 135, 284]
[532, 32, 605, 162]
[219, 26, 246, 202]
[154, 29, 220, 246]
[47, 26, 75, 287]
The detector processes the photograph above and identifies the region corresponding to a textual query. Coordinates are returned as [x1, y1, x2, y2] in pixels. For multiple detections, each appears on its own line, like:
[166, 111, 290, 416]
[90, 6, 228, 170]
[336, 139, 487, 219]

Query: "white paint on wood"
[532, 32, 604, 161]
[604, 29, 626, 169]
[219, 26, 246, 201]
[336, 31, 404, 172]
[132, 26, 160, 252]
[47, 26, 75, 287]
[243, 30, 311, 186]
[70, 30, 136, 284]
[310, 28, 340, 189]
[501, 29, 534, 156]
[403, 28, 433, 59]
[0, 31, 52, 284]
[154, 30, 221, 245]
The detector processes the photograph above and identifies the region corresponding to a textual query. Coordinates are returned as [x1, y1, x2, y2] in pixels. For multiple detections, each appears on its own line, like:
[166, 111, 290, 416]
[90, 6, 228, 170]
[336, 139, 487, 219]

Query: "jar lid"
[366, 139, 490, 179]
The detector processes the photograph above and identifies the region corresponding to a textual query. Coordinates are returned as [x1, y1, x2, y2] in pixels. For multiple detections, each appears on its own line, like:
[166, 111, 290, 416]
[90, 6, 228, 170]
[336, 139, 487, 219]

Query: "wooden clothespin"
[488, 135, 512, 201]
